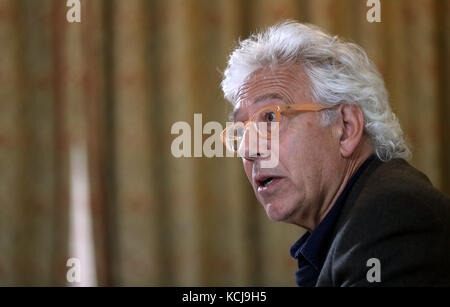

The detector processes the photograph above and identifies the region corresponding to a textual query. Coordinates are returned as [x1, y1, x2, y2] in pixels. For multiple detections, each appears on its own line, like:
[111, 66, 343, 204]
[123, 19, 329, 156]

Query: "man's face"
[233, 65, 342, 228]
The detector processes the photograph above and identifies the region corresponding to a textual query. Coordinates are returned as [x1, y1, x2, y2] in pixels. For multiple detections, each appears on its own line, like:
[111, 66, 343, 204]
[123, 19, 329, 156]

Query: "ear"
[338, 104, 365, 158]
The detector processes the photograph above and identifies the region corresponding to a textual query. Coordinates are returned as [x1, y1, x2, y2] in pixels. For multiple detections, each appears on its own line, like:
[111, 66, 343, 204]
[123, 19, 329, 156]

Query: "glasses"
[221, 103, 333, 154]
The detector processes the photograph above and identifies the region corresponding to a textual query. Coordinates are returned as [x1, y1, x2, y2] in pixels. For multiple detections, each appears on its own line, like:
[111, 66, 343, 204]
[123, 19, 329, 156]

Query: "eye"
[265, 111, 276, 122]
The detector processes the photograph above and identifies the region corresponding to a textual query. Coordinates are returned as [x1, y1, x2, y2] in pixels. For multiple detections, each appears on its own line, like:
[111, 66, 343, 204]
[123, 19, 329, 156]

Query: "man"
[220, 21, 450, 286]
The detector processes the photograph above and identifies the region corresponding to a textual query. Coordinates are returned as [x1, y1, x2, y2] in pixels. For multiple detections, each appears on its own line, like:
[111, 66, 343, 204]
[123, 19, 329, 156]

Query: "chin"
[264, 201, 293, 222]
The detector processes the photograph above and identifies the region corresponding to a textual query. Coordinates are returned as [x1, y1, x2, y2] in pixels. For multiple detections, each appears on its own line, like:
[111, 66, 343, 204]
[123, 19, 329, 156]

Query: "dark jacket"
[316, 158, 450, 286]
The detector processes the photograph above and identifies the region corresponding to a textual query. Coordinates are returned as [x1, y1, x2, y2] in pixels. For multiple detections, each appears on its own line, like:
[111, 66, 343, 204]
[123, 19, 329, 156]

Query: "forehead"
[231, 64, 310, 121]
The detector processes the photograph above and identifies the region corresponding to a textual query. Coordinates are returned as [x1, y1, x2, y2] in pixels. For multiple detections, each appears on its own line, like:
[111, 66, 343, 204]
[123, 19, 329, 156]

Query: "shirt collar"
[290, 154, 376, 270]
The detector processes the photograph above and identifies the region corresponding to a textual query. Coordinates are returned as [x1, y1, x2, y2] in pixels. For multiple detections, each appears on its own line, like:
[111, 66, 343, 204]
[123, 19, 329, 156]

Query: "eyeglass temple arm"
[278, 103, 333, 112]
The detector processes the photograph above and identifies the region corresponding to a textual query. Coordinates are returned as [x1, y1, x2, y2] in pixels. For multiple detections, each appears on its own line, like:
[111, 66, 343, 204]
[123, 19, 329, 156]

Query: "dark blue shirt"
[289, 155, 376, 287]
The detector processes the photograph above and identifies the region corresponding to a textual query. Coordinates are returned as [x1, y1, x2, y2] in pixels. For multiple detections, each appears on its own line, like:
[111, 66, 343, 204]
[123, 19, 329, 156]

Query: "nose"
[238, 124, 270, 161]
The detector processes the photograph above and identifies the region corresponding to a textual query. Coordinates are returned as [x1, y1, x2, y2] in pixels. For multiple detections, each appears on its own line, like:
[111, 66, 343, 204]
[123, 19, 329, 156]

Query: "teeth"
[263, 177, 274, 187]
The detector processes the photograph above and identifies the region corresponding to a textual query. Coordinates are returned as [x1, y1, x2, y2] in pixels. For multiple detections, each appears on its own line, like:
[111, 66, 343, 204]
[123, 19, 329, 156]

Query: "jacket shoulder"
[318, 159, 450, 286]
[352, 158, 450, 226]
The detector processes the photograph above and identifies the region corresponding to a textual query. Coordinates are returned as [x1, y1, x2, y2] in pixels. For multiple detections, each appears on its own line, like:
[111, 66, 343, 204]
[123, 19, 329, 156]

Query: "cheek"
[278, 124, 309, 163]
[277, 120, 325, 181]
[285, 118, 333, 157]
[242, 159, 252, 181]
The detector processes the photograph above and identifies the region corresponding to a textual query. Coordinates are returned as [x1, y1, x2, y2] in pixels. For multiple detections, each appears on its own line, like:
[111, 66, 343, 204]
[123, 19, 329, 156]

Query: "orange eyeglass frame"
[221, 103, 333, 153]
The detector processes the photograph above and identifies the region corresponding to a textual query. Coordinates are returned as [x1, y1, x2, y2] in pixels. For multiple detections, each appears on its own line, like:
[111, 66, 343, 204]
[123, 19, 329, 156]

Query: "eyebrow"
[228, 93, 285, 122]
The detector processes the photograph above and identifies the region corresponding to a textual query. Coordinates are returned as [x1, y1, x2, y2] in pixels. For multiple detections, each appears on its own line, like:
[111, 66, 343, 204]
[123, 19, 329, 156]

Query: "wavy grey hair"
[221, 21, 411, 162]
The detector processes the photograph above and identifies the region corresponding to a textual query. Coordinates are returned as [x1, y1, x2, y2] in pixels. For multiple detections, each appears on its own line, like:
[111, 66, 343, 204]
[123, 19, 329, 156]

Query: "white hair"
[221, 21, 411, 162]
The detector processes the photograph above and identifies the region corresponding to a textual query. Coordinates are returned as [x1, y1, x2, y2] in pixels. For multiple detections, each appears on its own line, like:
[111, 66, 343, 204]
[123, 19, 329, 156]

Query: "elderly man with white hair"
[220, 21, 450, 286]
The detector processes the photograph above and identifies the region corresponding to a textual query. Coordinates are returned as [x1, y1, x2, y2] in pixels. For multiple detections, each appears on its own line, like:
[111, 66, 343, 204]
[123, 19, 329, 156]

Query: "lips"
[255, 175, 283, 191]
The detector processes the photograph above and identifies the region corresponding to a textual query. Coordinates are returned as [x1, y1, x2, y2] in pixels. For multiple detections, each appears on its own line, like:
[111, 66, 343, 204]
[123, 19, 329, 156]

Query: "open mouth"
[256, 176, 281, 189]
[260, 177, 276, 187]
